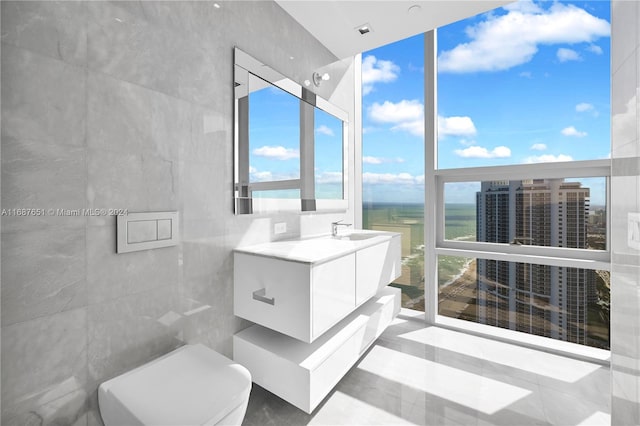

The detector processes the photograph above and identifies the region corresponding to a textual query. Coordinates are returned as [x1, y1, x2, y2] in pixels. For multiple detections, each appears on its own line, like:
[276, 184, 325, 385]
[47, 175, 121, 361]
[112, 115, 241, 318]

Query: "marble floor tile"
[243, 318, 610, 426]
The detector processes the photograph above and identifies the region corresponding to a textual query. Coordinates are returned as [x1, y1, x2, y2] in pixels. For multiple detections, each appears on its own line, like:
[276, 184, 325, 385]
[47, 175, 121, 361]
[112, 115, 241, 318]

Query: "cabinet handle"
[252, 288, 275, 305]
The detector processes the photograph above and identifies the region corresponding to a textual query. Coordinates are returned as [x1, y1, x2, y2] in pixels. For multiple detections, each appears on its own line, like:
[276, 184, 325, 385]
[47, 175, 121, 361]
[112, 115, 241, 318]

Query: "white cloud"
[252, 145, 299, 160]
[587, 44, 603, 55]
[362, 55, 400, 95]
[368, 100, 424, 137]
[561, 126, 587, 137]
[249, 166, 299, 182]
[362, 172, 424, 185]
[438, 116, 477, 138]
[363, 156, 383, 165]
[251, 171, 273, 182]
[576, 102, 599, 117]
[368, 100, 477, 139]
[519, 71, 533, 78]
[524, 154, 574, 163]
[316, 171, 343, 184]
[369, 99, 422, 123]
[455, 145, 511, 159]
[438, 2, 610, 73]
[503, 0, 543, 14]
[612, 93, 636, 145]
[363, 156, 405, 165]
[249, 166, 273, 182]
[530, 143, 547, 151]
[392, 120, 425, 136]
[557, 47, 581, 62]
[315, 125, 334, 136]
[576, 102, 594, 112]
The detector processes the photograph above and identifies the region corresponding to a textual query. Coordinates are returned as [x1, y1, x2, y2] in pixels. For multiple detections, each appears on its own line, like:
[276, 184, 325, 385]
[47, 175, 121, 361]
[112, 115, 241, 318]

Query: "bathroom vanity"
[233, 230, 402, 413]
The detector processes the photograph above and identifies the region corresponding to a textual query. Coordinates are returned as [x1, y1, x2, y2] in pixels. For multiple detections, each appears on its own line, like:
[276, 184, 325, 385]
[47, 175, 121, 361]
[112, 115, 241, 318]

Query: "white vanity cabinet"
[234, 252, 356, 343]
[233, 230, 401, 343]
[355, 237, 401, 305]
[233, 230, 402, 413]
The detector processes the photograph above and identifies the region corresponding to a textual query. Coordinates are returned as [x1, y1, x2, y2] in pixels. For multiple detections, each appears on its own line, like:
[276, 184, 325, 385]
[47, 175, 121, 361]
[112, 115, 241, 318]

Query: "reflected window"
[249, 83, 300, 183]
[315, 108, 344, 200]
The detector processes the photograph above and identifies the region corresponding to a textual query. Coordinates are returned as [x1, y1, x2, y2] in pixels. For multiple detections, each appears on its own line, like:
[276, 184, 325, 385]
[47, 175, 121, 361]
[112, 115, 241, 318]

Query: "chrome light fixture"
[312, 72, 330, 87]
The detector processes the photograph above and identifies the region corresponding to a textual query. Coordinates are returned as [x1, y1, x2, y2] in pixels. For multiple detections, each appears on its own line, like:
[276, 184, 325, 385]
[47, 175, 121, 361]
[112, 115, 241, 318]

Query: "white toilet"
[98, 344, 252, 426]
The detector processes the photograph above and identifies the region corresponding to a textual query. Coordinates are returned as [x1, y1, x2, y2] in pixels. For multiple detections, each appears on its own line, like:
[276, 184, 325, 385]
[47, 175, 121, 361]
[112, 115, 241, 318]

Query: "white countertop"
[233, 230, 400, 264]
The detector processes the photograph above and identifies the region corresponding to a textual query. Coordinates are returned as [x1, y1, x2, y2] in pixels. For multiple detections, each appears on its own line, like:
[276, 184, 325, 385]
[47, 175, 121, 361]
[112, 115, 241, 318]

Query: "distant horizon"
[363, 201, 607, 209]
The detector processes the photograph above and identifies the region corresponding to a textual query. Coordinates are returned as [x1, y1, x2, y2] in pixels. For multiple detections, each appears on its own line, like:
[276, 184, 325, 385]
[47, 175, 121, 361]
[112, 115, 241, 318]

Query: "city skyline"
[473, 178, 607, 348]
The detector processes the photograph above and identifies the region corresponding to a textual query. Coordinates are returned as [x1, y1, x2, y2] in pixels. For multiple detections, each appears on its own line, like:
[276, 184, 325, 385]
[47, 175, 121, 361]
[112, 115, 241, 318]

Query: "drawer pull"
[252, 288, 275, 305]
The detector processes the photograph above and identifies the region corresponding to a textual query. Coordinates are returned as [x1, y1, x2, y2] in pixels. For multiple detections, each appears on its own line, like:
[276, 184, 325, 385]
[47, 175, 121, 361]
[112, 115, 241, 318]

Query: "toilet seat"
[98, 344, 252, 426]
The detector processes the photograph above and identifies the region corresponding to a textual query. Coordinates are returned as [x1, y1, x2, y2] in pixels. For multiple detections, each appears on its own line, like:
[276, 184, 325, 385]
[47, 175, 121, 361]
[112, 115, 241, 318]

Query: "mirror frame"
[233, 47, 349, 214]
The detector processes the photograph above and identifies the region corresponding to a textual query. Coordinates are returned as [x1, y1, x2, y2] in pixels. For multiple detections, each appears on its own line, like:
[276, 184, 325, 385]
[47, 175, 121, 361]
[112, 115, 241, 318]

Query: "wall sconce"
[312, 72, 330, 87]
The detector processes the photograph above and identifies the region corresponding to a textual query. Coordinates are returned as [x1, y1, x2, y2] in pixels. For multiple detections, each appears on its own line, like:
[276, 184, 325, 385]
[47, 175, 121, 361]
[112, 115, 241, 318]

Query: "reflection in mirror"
[249, 74, 300, 194]
[315, 108, 344, 200]
[234, 47, 348, 214]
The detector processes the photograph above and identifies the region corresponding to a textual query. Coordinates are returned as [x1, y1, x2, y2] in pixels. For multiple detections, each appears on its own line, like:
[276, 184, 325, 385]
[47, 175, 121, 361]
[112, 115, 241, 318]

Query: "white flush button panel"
[117, 212, 179, 253]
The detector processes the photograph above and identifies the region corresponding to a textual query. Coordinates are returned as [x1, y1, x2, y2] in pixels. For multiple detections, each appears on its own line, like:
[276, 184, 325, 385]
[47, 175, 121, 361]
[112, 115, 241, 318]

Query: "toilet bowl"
[98, 344, 252, 426]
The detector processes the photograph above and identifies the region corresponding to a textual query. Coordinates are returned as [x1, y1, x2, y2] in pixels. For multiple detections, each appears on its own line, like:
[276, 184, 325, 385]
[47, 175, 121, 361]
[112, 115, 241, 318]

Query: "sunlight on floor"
[309, 391, 413, 426]
[357, 345, 531, 415]
[577, 411, 611, 425]
[243, 318, 611, 426]
[398, 327, 602, 383]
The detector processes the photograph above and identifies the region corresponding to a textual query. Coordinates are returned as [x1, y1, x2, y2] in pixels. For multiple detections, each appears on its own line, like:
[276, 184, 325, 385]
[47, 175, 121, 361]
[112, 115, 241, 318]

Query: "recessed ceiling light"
[213, 3, 221, 9]
[356, 23, 373, 35]
[408, 4, 422, 14]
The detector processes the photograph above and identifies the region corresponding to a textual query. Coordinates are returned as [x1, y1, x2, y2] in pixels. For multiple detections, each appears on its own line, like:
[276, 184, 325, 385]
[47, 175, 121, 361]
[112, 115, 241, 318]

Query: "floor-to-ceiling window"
[361, 35, 426, 311]
[363, 1, 612, 350]
[432, 0, 611, 350]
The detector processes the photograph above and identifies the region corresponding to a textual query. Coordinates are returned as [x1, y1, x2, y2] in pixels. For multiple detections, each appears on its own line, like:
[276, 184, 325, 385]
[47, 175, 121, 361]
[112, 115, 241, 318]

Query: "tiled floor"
[242, 312, 611, 426]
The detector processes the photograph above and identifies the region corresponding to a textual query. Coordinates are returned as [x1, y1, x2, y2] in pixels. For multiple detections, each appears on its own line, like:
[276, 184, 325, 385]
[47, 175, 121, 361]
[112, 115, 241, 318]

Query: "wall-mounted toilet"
[98, 344, 252, 425]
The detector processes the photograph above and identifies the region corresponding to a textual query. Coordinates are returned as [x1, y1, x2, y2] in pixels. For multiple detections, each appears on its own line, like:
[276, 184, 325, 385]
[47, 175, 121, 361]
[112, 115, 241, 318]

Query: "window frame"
[435, 160, 611, 270]
[422, 30, 611, 357]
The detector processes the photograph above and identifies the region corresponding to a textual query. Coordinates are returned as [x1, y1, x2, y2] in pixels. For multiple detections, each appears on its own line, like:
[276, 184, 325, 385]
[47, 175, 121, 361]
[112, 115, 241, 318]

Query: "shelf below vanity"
[234, 286, 400, 413]
[232, 229, 402, 413]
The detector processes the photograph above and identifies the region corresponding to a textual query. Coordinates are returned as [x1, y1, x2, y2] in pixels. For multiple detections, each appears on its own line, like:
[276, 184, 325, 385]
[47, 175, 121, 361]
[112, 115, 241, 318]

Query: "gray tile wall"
[0, 1, 355, 424]
[611, 0, 640, 424]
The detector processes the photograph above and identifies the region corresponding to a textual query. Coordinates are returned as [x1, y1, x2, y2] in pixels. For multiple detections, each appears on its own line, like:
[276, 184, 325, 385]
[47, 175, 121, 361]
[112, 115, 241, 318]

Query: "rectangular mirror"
[234, 48, 349, 214]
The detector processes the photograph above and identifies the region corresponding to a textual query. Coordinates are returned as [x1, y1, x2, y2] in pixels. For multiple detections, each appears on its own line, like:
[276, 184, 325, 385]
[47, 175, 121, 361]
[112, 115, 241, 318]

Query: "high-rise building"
[476, 179, 596, 344]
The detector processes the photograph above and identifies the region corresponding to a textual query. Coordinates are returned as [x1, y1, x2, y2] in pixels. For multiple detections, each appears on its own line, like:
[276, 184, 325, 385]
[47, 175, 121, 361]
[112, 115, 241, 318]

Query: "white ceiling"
[275, 1, 513, 59]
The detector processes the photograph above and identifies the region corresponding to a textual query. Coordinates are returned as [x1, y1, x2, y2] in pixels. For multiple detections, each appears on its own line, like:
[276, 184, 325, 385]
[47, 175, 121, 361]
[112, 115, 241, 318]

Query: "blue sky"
[362, 0, 611, 205]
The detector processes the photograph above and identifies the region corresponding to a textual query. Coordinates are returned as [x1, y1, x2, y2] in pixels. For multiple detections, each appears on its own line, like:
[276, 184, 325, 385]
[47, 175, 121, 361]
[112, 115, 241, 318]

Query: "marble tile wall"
[0, 1, 355, 424]
[611, 1, 640, 424]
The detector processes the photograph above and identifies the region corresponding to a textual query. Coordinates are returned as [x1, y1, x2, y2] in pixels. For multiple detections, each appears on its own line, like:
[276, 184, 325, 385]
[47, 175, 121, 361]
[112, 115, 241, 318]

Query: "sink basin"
[236, 230, 398, 264]
[334, 232, 380, 241]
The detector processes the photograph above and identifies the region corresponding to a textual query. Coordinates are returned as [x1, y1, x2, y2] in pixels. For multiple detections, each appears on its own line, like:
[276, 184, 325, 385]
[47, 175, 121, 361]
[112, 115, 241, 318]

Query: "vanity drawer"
[234, 252, 357, 343]
[355, 236, 402, 305]
[234, 253, 312, 342]
[311, 254, 356, 339]
[233, 231, 402, 343]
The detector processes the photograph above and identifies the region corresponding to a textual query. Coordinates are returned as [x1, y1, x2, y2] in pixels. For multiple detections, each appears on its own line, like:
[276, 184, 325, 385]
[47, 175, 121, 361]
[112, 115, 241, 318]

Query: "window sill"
[432, 315, 610, 365]
[394, 310, 611, 365]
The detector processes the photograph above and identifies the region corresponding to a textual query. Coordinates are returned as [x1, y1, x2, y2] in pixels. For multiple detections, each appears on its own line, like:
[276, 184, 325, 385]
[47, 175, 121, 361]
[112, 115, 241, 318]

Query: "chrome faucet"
[331, 220, 352, 237]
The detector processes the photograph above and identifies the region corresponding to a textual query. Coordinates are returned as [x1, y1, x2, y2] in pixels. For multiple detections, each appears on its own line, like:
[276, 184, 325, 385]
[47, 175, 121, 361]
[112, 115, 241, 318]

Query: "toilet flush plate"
[116, 211, 179, 253]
